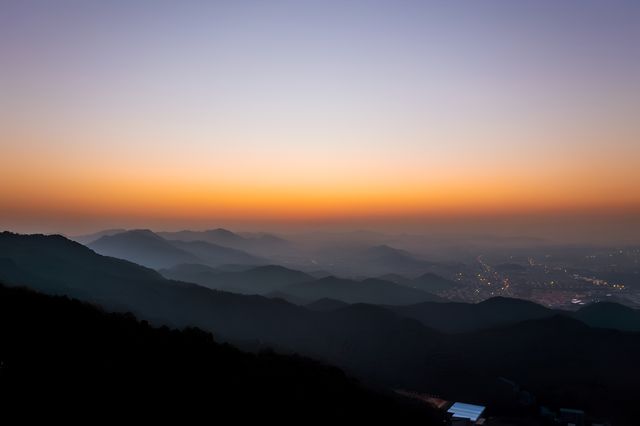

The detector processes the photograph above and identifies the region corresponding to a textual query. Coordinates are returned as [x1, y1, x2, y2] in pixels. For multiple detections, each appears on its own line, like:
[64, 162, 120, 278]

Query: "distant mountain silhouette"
[410, 272, 460, 293]
[160, 228, 245, 245]
[70, 228, 127, 244]
[0, 283, 439, 423]
[0, 231, 311, 342]
[572, 302, 640, 331]
[390, 296, 640, 334]
[0, 232, 164, 298]
[323, 244, 436, 276]
[307, 269, 334, 279]
[158, 262, 223, 284]
[214, 263, 257, 272]
[391, 297, 555, 333]
[305, 297, 350, 311]
[378, 273, 413, 286]
[281, 276, 445, 305]
[161, 263, 314, 295]
[265, 290, 312, 305]
[168, 239, 265, 266]
[158, 228, 290, 255]
[89, 229, 199, 269]
[2, 232, 640, 424]
[87, 229, 264, 269]
[363, 245, 431, 272]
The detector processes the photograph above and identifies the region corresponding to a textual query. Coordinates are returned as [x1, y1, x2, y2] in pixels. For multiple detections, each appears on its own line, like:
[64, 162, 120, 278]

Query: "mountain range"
[280, 275, 446, 305]
[157, 228, 290, 255]
[389, 297, 555, 333]
[316, 244, 437, 276]
[380, 272, 461, 294]
[88, 229, 265, 269]
[2, 231, 640, 424]
[160, 263, 314, 295]
[161, 262, 445, 303]
[77, 228, 463, 282]
[89, 229, 199, 269]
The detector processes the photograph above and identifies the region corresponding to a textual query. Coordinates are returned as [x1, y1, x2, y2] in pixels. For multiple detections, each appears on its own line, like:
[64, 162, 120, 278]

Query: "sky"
[1, 0, 639, 242]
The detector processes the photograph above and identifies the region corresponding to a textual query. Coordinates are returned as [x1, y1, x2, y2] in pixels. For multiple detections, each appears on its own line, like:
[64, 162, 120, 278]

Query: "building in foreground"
[447, 402, 486, 425]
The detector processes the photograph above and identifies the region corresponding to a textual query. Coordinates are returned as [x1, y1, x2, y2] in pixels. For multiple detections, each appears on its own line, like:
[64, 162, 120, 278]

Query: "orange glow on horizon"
[3, 160, 639, 225]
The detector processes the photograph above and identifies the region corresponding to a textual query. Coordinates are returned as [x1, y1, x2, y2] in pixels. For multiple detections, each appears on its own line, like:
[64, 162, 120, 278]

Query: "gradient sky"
[1, 1, 639, 241]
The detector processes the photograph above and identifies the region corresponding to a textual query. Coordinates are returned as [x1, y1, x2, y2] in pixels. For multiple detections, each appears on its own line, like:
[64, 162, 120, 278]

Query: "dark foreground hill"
[0, 284, 439, 423]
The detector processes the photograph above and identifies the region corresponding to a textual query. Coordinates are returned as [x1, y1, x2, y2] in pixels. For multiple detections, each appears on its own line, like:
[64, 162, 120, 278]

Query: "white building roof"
[448, 402, 486, 422]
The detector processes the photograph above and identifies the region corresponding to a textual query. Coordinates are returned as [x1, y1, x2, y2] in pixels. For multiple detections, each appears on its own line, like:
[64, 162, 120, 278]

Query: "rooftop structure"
[448, 402, 486, 423]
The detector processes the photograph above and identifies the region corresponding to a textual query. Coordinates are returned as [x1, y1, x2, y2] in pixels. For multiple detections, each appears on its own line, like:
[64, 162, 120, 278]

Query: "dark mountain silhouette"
[361, 244, 432, 272]
[322, 244, 437, 276]
[309, 306, 640, 425]
[158, 262, 223, 283]
[428, 315, 640, 425]
[0, 232, 164, 298]
[88, 229, 199, 269]
[160, 228, 246, 246]
[70, 228, 127, 244]
[390, 296, 640, 334]
[158, 228, 290, 255]
[390, 297, 555, 333]
[410, 272, 460, 293]
[0, 231, 312, 342]
[168, 239, 265, 266]
[266, 290, 312, 305]
[281, 276, 445, 305]
[2, 232, 640, 424]
[87, 229, 264, 269]
[0, 257, 43, 285]
[307, 269, 334, 279]
[0, 283, 439, 423]
[305, 297, 350, 311]
[572, 302, 640, 331]
[378, 272, 413, 286]
[160, 263, 314, 295]
[367, 244, 415, 259]
[214, 263, 258, 272]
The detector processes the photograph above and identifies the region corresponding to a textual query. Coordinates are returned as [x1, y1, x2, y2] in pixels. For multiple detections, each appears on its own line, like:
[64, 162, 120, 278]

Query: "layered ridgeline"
[302, 244, 442, 277]
[1, 232, 640, 424]
[160, 263, 315, 295]
[280, 276, 446, 305]
[389, 297, 555, 333]
[88, 229, 265, 269]
[80, 229, 460, 287]
[0, 284, 438, 423]
[160, 263, 445, 304]
[157, 228, 290, 256]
